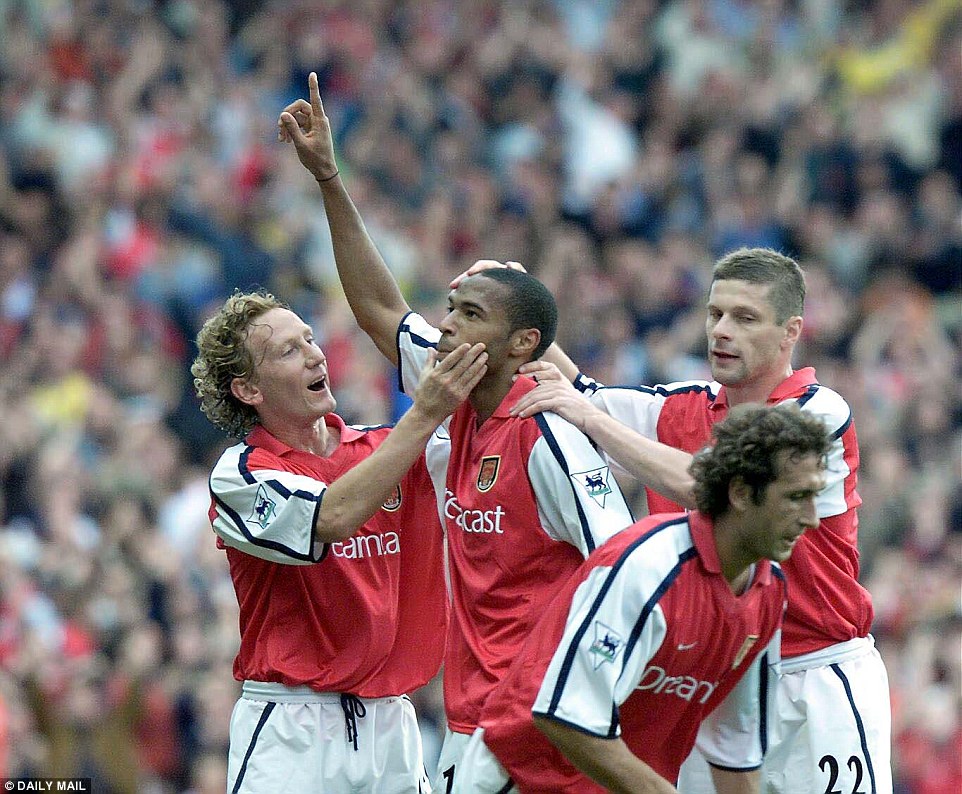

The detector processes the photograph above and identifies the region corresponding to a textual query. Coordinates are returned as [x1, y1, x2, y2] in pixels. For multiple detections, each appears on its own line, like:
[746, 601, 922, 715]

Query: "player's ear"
[512, 327, 541, 359]
[782, 315, 803, 348]
[728, 476, 752, 513]
[231, 376, 262, 407]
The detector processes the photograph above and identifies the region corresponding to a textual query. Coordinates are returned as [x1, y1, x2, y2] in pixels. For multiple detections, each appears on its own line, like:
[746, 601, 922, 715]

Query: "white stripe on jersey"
[794, 384, 853, 519]
[397, 311, 441, 396]
[397, 312, 451, 524]
[533, 517, 693, 736]
[527, 411, 634, 554]
[210, 443, 326, 565]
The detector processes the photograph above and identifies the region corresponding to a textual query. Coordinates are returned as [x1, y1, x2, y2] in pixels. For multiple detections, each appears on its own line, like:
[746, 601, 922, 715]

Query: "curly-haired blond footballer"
[193, 285, 487, 794]
[192, 291, 287, 438]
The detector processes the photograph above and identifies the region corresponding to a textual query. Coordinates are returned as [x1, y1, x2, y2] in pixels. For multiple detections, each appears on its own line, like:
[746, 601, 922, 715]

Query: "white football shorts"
[678, 636, 892, 794]
[227, 681, 432, 793]
[439, 727, 518, 794]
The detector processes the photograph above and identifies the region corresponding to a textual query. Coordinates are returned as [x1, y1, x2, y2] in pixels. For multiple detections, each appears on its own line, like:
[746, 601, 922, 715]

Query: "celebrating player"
[192, 291, 486, 793]
[452, 404, 830, 793]
[509, 247, 892, 794]
[278, 73, 636, 789]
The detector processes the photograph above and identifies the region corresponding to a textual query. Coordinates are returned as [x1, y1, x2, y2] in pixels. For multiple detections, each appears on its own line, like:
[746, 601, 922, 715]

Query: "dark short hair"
[712, 248, 805, 323]
[191, 291, 287, 437]
[690, 404, 831, 518]
[477, 268, 557, 358]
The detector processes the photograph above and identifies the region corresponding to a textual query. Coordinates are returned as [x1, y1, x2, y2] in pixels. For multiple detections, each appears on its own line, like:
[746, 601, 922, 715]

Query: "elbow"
[313, 506, 361, 544]
[675, 479, 698, 510]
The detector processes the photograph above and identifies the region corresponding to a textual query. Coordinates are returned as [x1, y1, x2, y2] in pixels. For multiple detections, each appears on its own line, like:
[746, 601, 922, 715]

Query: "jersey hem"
[706, 761, 762, 772]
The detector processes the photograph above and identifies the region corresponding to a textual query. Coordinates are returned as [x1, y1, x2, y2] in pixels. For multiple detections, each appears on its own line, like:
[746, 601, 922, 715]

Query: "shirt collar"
[245, 413, 363, 454]
[710, 367, 818, 412]
[489, 375, 538, 419]
[689, 511, 722, 573]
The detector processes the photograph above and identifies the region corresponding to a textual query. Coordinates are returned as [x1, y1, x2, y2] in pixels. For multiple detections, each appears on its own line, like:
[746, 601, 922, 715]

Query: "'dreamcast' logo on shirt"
[634, 665, 718, 704]
[444, 489, 505, 534]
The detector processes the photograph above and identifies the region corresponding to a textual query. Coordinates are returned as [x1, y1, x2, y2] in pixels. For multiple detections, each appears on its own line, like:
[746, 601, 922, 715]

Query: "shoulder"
[603, 515, 696, 581]
[792, 383, 853, 436]
[211, 440, 270, 480]
[398, 311, 440, 346]
[529, 411, 599, 455]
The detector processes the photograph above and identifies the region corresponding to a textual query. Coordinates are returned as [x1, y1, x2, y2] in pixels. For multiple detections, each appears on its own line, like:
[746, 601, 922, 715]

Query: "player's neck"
[712, 517, 758, 594]
[725, 365, 794, 407]
[267, 416, 340, 457]
[469, 371, 516, 425]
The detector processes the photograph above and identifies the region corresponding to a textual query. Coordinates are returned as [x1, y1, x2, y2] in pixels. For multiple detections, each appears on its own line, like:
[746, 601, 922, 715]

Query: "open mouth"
[308, 376, 327, 392]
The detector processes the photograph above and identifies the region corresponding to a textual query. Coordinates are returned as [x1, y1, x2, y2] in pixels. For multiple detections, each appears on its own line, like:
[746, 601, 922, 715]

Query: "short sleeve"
[210, 444, 327, 565]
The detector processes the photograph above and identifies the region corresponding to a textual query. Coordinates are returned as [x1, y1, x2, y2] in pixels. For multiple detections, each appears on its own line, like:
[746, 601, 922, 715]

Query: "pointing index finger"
[309, 72, 323, 117]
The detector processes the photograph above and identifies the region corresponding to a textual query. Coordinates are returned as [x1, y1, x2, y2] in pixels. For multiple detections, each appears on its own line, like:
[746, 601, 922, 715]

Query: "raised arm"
[279, 72, 409, 365]
[314, 343, 486, 541]
[533, 718, 678, 794]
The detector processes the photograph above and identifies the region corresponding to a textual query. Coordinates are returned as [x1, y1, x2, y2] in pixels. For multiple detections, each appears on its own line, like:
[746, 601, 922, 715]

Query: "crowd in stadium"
[0, 0, 959, 791]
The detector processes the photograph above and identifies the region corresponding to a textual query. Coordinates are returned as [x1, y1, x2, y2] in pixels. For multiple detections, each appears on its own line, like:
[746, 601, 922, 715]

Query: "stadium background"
[0, 0, 959, 791]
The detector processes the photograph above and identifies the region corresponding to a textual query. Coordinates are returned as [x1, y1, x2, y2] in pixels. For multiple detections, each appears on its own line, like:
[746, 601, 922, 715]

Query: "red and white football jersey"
[480, 512, 786, 792]
[574, 368, 870, 657]
[208, 414, 447, 698]
[398, 313, 635, 733]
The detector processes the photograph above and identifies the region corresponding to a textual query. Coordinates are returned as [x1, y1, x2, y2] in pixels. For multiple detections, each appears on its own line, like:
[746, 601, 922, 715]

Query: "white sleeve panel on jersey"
[794, 386, 854, 519]
[209, 445, 326, 565]
[573, 372, 604, 395]
[589, 387, 665, 439]
[528, 412, 635, 555]
[424, 427, 451, 523]
[695, 630, 781, 771]
[396, 311, 441, 396]
[584, 386, 669, 478]
[533, 524, 693, 736]
[589, 380, 718, 438]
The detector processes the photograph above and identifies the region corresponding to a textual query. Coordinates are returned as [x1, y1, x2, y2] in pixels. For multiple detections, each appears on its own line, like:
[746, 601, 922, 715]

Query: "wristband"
[316, 170, 339, 183]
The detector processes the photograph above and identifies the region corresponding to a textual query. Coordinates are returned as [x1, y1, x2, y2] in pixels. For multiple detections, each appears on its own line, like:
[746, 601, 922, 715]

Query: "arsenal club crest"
[477, 456, 501, 492]
[381, 484, 402, 512]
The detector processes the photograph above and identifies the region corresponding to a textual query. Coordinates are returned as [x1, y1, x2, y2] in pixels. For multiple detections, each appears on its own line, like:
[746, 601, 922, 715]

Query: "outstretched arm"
[279, 72, 408, 365]
[511, 363, 696, 507]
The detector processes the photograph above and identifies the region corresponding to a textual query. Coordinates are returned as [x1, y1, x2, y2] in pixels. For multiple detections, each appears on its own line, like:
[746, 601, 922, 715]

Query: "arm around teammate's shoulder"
[510, 369, 696, 509]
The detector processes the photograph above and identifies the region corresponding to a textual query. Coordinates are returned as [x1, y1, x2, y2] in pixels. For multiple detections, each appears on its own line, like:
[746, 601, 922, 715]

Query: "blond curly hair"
[191, 291, 287, 438]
